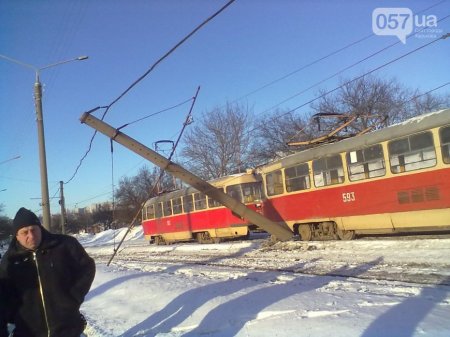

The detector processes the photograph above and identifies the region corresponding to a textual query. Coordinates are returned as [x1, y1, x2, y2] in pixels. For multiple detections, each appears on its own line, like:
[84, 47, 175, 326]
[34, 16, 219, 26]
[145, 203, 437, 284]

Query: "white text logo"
[372, 8, 438, 44]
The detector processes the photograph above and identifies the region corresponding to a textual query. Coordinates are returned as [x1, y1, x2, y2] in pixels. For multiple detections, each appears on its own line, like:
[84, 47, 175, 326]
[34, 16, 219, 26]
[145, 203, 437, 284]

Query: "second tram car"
[142, 172, 263, 244]
[258, 108, 450, 240]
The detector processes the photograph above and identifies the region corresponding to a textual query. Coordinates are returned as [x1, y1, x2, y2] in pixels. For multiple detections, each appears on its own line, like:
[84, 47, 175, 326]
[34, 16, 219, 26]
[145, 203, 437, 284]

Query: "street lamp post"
[0, 54, 88, 230]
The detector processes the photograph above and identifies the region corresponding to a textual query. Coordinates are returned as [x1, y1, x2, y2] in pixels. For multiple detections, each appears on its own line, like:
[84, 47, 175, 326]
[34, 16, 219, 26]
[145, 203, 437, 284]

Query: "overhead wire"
[106, 86, 201, 266]
[245, 32, 450, 140]
[176, 81, 450, 172]
[287, 33, 449, 115]
[257, 13, 450, 118]
[70, 191, 113, 208]
[65, 0, 236, 186]
[44, 1, 91, 99]
[64, 97, 193, 184]
[230, 35, 374, 105]
[286, 81, 450, 144]
[408, 82, 450, 101]
[227, 0, 447, 106]
[115, 97, 194, 129]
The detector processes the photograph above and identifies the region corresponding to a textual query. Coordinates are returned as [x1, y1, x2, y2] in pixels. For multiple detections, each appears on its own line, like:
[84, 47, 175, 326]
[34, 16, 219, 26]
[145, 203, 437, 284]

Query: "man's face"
[16, 225, 42, 251]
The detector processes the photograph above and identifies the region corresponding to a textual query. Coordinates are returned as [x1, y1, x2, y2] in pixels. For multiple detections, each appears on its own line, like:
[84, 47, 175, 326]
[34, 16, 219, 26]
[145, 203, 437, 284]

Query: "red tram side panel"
[142, 172, 263, 244]
[259, 108, 450, 240]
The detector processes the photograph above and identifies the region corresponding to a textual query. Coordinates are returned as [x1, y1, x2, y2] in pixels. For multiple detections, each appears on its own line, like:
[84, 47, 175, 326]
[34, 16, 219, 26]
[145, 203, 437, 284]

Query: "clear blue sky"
[1, 0, 449, 219]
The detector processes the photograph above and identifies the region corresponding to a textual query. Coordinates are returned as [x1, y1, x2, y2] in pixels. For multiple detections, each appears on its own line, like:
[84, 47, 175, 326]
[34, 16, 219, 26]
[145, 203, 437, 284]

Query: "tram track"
[91, 254, 450, 286]
[86, 235, 450, 287]
[95, 255, 450, 286]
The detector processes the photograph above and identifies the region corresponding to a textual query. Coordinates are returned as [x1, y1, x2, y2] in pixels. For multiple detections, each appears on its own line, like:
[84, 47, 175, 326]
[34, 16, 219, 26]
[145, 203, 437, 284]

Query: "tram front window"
[242, 182, 262, 203]
[226, 182, 262, 204]
[226, 185, 243, 203]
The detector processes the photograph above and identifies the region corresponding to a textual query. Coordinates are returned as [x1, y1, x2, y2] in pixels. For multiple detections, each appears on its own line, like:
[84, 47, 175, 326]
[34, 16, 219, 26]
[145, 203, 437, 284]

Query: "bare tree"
[310, 75, 411, 135]
[259, 76, 448, 156]
[182, 103, 255, 179]
[114, 166, 172, 224]
[408, 90, 450, 117]
[251, 110, 310, 164]
[92, 203, 113, 228]
[0, 204, 12, 240]
[65, 210, 91, 234]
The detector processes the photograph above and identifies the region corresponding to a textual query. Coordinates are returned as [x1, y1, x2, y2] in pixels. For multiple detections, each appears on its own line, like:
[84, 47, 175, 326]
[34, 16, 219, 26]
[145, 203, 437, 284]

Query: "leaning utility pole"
[80, 112, 293, 241]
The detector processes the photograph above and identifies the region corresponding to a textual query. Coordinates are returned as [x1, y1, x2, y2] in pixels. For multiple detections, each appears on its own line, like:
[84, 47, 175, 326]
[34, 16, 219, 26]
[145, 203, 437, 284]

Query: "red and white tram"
[258, 108, 450, 240]
[141, 172, 263, 244]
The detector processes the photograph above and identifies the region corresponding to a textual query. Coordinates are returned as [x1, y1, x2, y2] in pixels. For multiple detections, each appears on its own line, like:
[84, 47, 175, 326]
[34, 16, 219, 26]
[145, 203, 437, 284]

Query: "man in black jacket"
[0, 207, 96, 337]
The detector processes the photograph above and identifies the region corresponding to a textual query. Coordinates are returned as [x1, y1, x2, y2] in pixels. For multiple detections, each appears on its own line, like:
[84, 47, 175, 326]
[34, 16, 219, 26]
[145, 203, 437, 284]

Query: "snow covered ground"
[76, 227, 450, 337]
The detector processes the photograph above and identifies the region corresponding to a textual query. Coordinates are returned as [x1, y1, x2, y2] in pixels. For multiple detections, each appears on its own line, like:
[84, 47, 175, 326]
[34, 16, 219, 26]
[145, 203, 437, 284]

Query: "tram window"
[285, 163, 310, 192]
[266, 170, 284, 196]
[388, 131, 436, 173]
[347, 144, 386, 181]
[194, 193, 207, 210]
[145, 204, 155, 220]
[155, 202, 163, 218]
[440, 126, 450, 164]
[207, 187, 223, 208]
[172, 197, 183, 214]
[241, 182, 263, 203]
[163, 200, 172, 217]
[313, 154, 345, 187]
[208, 196, 222, 208]
[183, 195, 194, 213]
[226, 185, 243, 203]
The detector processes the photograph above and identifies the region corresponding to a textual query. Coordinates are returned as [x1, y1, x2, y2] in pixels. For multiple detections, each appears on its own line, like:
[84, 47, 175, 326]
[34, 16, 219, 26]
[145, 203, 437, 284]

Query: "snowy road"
[79, 228, 450, 337]
[85, 232, 450, 286]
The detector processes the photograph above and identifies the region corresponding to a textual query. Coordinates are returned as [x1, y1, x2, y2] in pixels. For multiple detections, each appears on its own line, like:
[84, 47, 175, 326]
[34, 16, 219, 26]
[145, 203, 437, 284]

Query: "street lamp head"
[77, 56, 89, 61]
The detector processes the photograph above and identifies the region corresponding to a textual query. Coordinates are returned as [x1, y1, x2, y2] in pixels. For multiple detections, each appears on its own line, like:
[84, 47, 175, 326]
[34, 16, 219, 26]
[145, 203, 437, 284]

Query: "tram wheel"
[154, 236, 166, 245]
[197, 232, 214, 244]
[337, 229, 355, 240]
[299, 224, 312, 241]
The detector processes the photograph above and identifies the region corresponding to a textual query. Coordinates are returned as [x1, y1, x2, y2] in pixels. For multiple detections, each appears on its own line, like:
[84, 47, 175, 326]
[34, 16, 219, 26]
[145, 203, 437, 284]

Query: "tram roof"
[260, 108, 450, 172]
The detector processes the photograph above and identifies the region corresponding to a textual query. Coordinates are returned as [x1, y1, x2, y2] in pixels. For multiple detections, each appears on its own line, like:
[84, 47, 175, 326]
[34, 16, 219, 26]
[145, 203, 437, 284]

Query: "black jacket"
[0, 279, 9, 337]
[0, 229, 95, 337]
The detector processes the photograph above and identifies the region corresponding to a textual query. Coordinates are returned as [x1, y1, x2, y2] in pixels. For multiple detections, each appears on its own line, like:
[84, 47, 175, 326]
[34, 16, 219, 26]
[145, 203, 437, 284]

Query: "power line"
[70, 191, 113, 208]
[67, 88, 201, 212]
[106, 86, 201, 265]
[288, 33, 449, 114]
[408, 82, 450, 101]
[116, 97, 194, 129]
[66, 0, 236, 186]
[258, 13, 450, 118]
[231, 35, 374, 105]
[100, 0, 235, 121]
[0, 155, 21, 165]
[286, 82, 450, 144]
[228, 0, 447, 106]
[248, 33, 449, 137]
[64, 97, 194, 184]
